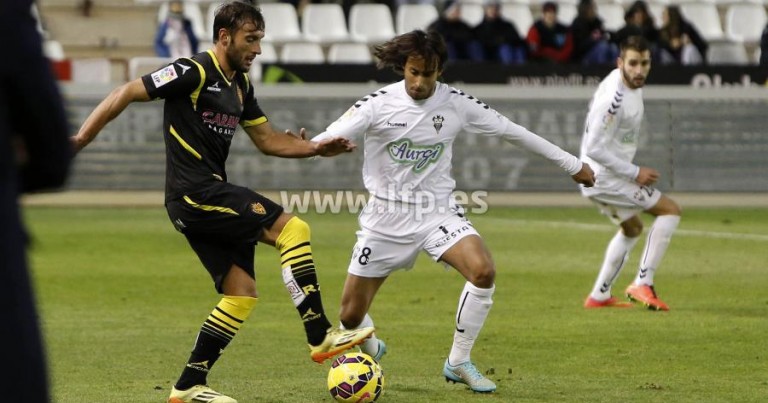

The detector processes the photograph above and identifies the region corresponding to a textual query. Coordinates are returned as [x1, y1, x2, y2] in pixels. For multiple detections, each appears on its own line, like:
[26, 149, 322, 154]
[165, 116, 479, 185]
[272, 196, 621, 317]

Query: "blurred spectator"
[761, 22, 768, 66]
[657, 5, 706, 65]
[612, 1, 658, 49]
[473, 0, 526, 64]
[154, 0, 199, 58]
[570, 0, 617, 65]
[526, 1, 573, 63]
[428, 1, 481, 62]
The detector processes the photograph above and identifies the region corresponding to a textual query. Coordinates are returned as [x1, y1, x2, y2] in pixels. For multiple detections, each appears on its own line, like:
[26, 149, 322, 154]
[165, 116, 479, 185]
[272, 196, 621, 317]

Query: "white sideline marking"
[479, 218, 768, 242]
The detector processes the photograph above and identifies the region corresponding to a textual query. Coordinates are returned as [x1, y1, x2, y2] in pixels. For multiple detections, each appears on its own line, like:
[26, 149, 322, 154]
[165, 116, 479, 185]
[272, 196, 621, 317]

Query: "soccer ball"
[327, 352, 384, 402]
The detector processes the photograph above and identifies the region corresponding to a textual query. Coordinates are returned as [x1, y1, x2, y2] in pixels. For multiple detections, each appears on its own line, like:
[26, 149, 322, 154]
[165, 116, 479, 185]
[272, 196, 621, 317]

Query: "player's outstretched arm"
[71, 79, 151, 153]
[246, 123, 355, 158]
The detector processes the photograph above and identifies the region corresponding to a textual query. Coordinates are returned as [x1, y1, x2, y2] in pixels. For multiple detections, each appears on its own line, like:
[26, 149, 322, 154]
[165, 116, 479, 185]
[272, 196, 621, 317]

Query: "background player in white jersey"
[580, 36, 682, 311]
[311, 30, 595, 393]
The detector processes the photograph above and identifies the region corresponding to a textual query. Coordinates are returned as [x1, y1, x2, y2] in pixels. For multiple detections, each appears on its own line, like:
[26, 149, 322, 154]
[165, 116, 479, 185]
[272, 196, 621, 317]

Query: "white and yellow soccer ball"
[327, 352, 384, 402]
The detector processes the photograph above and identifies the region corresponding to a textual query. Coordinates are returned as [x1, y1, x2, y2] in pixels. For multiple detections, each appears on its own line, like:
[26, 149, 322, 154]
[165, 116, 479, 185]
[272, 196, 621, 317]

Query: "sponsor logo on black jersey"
[206, 81, 222, 92]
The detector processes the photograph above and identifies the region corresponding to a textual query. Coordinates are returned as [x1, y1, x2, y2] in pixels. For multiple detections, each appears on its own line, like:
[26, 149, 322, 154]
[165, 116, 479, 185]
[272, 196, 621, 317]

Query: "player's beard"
[622, 68, 646, 89]
[225, 39, 250, 73]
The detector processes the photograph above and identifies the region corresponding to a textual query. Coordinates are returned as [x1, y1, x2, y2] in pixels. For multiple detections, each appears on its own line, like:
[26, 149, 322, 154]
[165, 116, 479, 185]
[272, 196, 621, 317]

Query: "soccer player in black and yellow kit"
[71, 2, 372, 402]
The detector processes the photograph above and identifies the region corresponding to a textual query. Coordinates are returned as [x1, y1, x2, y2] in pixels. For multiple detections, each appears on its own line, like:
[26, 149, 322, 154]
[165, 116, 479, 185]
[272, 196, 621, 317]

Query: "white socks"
[634, 215, 680, 286]
[448, 282, 494, 366]
[590, 231, 640, 300]
[591, 215, 680, 299]
[340, 313, 381, 357]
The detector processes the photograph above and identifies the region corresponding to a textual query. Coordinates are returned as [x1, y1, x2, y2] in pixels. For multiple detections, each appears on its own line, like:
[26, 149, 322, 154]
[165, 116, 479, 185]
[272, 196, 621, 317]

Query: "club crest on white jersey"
[432, 115, 444, 134]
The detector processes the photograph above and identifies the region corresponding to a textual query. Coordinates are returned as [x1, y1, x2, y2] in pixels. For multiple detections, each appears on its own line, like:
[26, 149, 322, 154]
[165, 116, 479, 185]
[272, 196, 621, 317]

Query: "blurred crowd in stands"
[33, 0, 768, 74]
[426, 0, 709, 66]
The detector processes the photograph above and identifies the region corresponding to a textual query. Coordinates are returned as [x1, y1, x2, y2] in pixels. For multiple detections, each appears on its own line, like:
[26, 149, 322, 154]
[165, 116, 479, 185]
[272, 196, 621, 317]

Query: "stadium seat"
[71, 58, 112, 83]
[396, 4, 439, 35]
[258, 42, 278, 64]
[706, 41, 749, 65]
[530, 0, 578, 5]
[280, 42, 326, 64]
[205, 2, 223, 42]
[157, 1, 207, 41]
[557, 3, 578, 26]
[259, 2, 303, 44]
[459, 3, 484, 27]
[724, 3, 767, 44]
[301, 3, 350, 44]
[679, 3, 724, 42]
[646, 2, 664, 29]
[128, 56, 174, 80]
[198, 40, 214, 52]
[348, 3, 396, 45]
[31, 2, 48, 39]
[327, 43, 373, 64]
[596, 3, 625, 32]
[43, 40, 66, 61]
[500, 3, 533, 38]
[607, 0, 646, 5]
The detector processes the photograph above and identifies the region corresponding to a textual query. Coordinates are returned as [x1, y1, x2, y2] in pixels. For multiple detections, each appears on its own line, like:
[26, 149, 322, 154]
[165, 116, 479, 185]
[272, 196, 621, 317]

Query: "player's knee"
[620, 216, 644, 238]
[467, 261, 495, 288]
[622, 225, 643, 238]
[339, 309, 364, 329]
[669, 200, 682, 216]
[275, 215, 311, 250]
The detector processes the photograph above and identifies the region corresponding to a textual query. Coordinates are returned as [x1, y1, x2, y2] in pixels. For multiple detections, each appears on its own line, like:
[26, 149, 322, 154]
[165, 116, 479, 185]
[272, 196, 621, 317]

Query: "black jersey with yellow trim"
[141, 50, 267, 202]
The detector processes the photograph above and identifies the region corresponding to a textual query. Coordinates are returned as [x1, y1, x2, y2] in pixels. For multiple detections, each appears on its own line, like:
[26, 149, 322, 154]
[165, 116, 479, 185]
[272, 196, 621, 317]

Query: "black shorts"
[165, 182, 284, 292]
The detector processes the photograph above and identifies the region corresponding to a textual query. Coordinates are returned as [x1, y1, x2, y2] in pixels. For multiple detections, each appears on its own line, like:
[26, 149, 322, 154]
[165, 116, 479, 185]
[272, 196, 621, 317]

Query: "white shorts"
[347, 198, 479, 278]
[584, 178, 662, 224]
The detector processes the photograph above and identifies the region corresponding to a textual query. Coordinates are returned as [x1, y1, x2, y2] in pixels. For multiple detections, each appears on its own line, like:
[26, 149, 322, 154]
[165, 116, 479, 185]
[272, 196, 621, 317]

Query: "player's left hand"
[314, 137, 357, 157]
[572, 162, 596, 187]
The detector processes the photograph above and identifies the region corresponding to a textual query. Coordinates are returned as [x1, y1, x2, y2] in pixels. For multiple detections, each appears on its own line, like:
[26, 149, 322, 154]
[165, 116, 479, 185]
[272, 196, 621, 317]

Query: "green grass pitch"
[24, 206, 768, 402]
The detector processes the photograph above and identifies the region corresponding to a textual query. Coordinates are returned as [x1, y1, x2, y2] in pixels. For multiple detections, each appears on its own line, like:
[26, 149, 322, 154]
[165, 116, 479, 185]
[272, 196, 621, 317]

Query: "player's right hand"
[572, 162, 596, 187]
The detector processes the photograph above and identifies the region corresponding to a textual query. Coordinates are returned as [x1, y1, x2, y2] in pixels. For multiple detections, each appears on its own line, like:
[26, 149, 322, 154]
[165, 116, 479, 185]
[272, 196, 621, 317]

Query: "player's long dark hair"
[212, 1, 264, 43]
[373, 30, 448, 75]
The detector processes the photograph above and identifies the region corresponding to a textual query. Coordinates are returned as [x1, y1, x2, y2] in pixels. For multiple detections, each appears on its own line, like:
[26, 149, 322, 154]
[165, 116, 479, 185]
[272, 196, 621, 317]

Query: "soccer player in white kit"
[580, 36, 682, 311]
[311, 30, 596, 393]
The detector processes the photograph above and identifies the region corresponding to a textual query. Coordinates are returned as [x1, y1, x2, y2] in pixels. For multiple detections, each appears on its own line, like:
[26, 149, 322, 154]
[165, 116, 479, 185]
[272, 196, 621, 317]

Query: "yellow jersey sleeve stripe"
[169, 125, 202, 160]
[183, 195, 239, 215]
[189, 59, 206, 111]
[241, 116, 268, 128]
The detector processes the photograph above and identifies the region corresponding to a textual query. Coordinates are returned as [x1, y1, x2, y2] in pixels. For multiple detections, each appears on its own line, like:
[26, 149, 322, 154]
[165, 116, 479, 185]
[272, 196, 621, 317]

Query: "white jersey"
[580, 69, 644, 197]
[313, 80, 582, 206]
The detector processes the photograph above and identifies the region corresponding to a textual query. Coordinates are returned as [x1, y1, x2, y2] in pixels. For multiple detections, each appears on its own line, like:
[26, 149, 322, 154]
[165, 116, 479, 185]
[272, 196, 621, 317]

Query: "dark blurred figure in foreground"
[0, 0, 72, 401]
